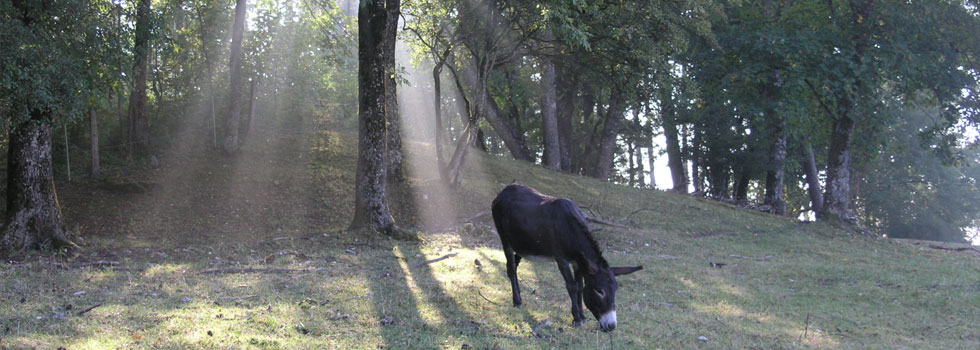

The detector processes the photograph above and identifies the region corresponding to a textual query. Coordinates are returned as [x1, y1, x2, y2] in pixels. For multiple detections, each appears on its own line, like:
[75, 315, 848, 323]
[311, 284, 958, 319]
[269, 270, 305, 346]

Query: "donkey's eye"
[594, 288, 605, 298]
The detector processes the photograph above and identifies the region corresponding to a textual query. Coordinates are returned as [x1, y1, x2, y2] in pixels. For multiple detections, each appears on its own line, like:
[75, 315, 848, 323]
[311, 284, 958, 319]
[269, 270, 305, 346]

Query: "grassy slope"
[1, 123, 978, 350]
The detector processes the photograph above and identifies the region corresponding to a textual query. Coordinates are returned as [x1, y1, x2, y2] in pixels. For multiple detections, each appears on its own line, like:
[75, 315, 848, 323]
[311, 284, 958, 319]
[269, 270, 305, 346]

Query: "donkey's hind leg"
[503, 244, 523, 307]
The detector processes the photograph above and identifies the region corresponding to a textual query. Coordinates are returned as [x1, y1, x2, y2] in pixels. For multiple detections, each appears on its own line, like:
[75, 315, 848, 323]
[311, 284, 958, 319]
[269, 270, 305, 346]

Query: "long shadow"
[363, 240, 481, 348]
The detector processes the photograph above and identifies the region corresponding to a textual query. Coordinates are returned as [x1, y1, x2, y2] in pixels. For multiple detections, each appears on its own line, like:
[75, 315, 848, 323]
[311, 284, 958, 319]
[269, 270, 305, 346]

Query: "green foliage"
[0, 0, 122, 126]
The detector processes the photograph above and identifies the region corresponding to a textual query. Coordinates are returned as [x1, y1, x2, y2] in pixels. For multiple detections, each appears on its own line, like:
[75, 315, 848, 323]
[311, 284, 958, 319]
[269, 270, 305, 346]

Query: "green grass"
[1, 125, 979, 349]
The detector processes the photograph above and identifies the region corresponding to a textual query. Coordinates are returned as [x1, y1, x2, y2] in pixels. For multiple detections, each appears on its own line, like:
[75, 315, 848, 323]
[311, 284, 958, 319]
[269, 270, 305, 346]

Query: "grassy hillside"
[1, 115, 978, 349]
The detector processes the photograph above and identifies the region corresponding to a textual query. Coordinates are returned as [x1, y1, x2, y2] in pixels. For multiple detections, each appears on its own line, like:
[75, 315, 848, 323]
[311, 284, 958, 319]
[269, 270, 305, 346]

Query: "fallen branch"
[927, 245, 980, 254]
[195, 267, 308, 275]
[412, 253, 458, 268]
[57, 260, 120, 269]
[477, 290, 502, 306]
[728, 254, 773, 261]
[218, 295, 259, 301]
[622, 208, 656, 222]
[586, 216, 629, 228]
[532, 317, 553, 338]
[77, 303, 102, 316]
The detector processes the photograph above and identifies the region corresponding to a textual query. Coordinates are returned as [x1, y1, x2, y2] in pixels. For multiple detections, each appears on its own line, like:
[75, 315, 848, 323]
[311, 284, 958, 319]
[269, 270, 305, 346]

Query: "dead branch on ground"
[586, 216, 629, 228]
[412, 253, 458, 268]
[77, 303, 102, 316]
[728, 254, 773, 261]
[195, 267, 312, 274]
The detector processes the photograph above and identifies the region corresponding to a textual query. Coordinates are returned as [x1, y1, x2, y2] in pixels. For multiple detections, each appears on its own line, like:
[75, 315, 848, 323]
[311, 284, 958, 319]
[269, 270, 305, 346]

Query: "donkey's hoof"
[573, 320, 585, 328]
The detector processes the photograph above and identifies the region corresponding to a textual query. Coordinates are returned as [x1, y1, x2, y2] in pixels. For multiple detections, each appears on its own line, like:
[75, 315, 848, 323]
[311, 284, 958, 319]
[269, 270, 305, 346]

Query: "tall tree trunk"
[384, 1, 403, 181]
[127, 0, 151, 159]
[572, 90, 597, 174]
[645, 110, 657, 189]
[764, 115, 787, 214]
[661, 87, 687, 192]
[89, 109, 99, 178]
[222, 0, 247, 154]
[592, 89, 625, 179]
[628, 138, 636, 186]
[689, 125, 702, 193]
[821, 115, 856, 222]
[208, 62, 217, 148]
[350, 0, 397, 234]
[445, 57, 479, 186]
[462, 61, 532, 161]
[819, 0, 873, 225]
[540, 60, 560, 170]
[2, 110, 72, 254]
[647, 147, 657, 189]
[803, 139, 823, 218]
[432, 59, 449, 182]
[734, 170, 750, 203]
[633, 108, 645, 187]
[556, 67, 575, 172]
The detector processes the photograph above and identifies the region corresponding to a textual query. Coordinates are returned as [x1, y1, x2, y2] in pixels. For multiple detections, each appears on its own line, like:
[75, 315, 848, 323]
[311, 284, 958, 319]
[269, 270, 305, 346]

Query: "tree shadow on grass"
[365, 240, 521, 349]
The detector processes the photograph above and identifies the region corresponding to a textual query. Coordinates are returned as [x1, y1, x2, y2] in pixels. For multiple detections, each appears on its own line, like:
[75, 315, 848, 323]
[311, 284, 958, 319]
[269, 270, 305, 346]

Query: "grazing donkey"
[491, 184, 642, 332]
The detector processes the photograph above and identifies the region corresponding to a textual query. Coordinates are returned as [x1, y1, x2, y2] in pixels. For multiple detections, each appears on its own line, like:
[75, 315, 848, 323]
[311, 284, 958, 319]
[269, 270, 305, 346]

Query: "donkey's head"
[580, 259, 643, 332]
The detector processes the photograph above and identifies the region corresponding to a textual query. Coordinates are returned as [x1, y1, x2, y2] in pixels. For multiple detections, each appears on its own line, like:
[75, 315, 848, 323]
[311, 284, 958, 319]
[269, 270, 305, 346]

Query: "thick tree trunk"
[819, 0, 873, 225]
[705, 131, 730, 199]
[556, 68, 575, 172]
[350, 0, 397, 234]
[127, 0, 151, 159]
[462, 61, 532, 161]
[803, 139, 823, 218]
[571, 91, 597, 174]
[734, 171, 750, 203]
[89, 109, 99, 178]
[2, 112, 72, 254]
[821, 115, 856, 222]
[592, 89, 625, 179]
[764, 115, 787, 215]
[384, 0, 403, 181]
[222, 0, 247, 154]
[540, 61, 560, 170]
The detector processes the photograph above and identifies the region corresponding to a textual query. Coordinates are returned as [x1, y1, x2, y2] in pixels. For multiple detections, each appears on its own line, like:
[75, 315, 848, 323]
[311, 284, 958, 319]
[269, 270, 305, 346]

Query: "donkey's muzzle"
[599, 310, 617, 332]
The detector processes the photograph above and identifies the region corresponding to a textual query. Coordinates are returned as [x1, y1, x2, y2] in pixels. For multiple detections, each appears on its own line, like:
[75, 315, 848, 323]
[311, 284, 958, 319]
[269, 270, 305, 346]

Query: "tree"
[0, 0, 117, 253]
[127, 0, 152, 159]
[350, 0, 399, 235]
[384, 0, 404, 180]
[797, 0, 980, 224]
[223, 0, 248, 154]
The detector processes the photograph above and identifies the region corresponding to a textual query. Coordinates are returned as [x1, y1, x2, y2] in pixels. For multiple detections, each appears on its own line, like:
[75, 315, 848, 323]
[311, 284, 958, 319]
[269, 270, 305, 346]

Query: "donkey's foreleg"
[556, 258, 585, 326]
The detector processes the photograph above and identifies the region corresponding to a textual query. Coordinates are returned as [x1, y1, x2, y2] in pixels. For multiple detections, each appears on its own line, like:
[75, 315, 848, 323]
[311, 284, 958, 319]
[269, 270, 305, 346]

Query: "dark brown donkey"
[491, 184, 642, 332]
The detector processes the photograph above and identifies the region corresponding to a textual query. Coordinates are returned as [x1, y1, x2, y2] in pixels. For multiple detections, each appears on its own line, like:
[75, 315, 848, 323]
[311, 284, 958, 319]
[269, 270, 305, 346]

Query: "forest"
[3, 0, 980, 252]
[1, 0, 980, 348]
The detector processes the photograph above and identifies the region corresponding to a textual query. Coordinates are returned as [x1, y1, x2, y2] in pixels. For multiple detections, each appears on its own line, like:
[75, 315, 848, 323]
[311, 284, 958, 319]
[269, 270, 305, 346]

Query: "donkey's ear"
[610, 266, 643, 276]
